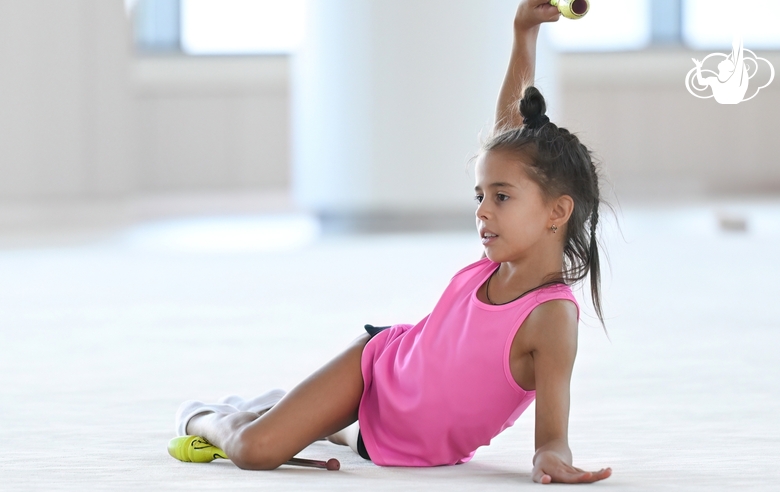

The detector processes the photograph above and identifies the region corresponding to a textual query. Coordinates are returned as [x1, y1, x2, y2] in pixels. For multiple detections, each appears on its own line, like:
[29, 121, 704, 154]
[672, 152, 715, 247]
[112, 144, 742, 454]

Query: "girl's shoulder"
[518, 297, 580, 359]
[530, 285, 580, 323]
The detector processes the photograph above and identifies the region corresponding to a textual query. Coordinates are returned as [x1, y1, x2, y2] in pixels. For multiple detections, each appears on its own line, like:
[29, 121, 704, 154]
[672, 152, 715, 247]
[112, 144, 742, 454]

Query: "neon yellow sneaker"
[168, 436, 228, 463]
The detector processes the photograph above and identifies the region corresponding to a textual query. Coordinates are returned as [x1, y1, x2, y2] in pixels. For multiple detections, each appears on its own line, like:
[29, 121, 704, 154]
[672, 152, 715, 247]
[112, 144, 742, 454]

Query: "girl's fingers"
[595, 467, 613, 481]
[523, 1, 559, 16]
[537, 3, 562, 22]
[531, 467, 553, 484]
[572, 467, 612, 483]
[515, 1, 560, 30]
[535, 466, 582, 484]
[531, 470, 552, 483]
[558, 469, 594, 484]
[546, 467, 612, 484]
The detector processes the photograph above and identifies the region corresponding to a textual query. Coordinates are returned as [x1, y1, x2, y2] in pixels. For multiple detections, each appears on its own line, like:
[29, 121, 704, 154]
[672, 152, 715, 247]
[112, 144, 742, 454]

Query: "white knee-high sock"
[339, 421, 361, 456]
[218, 389, 286, 414]
[174, 400, 240, 437]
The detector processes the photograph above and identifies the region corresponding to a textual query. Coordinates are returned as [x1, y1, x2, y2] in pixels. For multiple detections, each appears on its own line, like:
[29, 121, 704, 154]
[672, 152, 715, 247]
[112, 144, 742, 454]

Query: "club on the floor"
[285, 457, 341, 471]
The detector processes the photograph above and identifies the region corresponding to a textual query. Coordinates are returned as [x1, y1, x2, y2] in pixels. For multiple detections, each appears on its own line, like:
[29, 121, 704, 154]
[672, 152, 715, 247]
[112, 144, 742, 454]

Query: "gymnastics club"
[549, 0, 589, 19]
[285, 457, 341, 471]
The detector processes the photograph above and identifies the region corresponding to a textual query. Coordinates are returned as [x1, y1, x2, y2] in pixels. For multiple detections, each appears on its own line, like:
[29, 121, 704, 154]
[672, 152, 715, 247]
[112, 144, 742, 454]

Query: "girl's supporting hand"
[514, 0, 561, 33]
[532, 451, 612, 484]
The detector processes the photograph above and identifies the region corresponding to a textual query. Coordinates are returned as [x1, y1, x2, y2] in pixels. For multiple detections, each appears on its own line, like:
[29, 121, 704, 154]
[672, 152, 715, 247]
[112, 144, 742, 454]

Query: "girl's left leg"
[185, 333, 370, 470]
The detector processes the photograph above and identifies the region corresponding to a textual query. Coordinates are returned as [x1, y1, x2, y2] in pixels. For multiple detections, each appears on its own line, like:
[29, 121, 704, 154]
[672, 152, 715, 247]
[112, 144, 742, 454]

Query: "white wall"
[0, 0, 134, 200]
[559, 50, 780, 199]
[132, 56, 289, 191]
[0, 0, 289, 215]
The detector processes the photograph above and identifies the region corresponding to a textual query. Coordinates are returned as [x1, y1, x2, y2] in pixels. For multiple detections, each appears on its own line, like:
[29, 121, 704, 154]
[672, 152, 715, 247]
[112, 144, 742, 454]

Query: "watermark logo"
[685, 35, 774, 104]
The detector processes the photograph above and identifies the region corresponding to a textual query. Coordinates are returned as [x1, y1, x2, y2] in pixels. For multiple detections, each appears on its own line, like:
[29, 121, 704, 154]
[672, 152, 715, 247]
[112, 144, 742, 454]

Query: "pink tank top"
[358, 257, 580, 466]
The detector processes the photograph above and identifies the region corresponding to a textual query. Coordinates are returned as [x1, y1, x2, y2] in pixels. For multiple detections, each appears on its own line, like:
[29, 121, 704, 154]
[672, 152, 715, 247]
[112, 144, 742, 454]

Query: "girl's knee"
[227, 427, 287, 471]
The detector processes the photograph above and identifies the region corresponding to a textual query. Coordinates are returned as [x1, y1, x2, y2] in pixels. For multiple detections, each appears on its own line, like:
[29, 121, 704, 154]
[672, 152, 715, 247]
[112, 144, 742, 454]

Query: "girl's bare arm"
[520, 300, 612, 484]
[494, 0, 561, 131]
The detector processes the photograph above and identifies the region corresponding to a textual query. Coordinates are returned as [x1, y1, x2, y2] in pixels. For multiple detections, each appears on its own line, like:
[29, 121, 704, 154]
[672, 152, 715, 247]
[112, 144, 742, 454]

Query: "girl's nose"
[475, 200, 489, 220]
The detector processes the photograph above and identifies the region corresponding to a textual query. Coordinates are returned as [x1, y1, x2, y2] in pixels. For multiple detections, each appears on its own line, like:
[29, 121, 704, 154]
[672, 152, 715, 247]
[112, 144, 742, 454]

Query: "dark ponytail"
[479, 85, 608, 330]
[588, 183, 603, 327]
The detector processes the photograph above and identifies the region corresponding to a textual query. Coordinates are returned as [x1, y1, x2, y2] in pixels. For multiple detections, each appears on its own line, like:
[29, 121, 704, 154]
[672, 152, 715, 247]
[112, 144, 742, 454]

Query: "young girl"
[169, 0, 612, 484]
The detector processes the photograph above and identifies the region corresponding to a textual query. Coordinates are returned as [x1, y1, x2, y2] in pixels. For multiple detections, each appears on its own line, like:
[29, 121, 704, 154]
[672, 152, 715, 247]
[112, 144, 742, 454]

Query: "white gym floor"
[1, 197, 779, 490]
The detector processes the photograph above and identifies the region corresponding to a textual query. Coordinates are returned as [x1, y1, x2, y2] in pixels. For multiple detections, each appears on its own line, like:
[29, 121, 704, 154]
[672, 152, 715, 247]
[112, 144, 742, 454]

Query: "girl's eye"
[497, 194, 509, 201]
[474, 195, 483, 203]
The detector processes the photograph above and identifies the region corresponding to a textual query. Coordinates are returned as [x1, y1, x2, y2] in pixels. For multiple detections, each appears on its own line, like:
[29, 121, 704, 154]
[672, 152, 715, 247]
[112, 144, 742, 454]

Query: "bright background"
[135, 0, 780, 54]
[1, 1, 779, 489]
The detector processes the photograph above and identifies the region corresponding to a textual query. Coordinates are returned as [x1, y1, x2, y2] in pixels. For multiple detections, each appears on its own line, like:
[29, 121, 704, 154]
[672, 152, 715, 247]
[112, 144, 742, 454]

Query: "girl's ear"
[549, 194, 574, 226]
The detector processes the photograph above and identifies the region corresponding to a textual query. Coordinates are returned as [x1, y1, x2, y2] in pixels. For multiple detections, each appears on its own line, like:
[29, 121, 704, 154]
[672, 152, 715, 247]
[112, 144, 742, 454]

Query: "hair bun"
[519, 86, 549, 129]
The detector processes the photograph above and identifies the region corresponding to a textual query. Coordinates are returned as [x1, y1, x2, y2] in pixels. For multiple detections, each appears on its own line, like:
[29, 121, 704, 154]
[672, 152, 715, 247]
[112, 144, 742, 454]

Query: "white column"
[0, 0, 133, 201]
[290, 0, 559, 231]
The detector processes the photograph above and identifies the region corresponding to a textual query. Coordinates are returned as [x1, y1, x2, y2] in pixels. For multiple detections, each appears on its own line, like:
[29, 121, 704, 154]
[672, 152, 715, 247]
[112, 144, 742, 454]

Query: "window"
[683, 0, 780, 49]
[180, 0, 305, 55]
[547, 0, 652, 52]
[130, 0, 305, 55]
[547, 0, 780, 52]
[132, 0, 181, 53]
[130, 0, 780, 55]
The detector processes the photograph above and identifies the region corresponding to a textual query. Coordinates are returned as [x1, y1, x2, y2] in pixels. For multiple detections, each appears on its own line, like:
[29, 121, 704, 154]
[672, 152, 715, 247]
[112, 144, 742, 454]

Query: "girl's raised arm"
[494, 1, 561, 130]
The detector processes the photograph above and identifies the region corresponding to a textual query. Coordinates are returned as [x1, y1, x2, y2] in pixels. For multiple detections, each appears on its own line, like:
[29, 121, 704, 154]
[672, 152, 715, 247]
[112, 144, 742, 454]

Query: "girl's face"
[474, 150, 554, 263]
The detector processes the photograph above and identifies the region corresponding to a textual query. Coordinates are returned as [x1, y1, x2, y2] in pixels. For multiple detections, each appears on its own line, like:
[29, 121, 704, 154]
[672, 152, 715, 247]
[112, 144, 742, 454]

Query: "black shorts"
[356, 431, 371, 461]
[356, 324, 391, 461]
[364, 323, 392, 339]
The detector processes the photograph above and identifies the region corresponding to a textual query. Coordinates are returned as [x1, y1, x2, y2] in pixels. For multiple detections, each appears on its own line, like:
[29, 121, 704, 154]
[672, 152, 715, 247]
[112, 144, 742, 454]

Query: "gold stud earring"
[551, 224, 558, 233]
